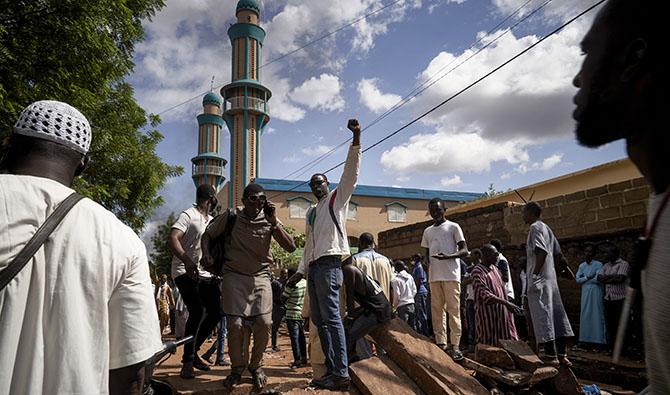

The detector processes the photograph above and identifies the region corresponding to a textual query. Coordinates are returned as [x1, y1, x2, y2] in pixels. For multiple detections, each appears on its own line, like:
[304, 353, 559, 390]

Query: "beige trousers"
[227, 313, 271, 375]
[430, 280, 462, 346]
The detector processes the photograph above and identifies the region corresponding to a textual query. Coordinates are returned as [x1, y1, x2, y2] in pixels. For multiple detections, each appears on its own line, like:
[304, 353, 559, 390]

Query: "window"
[347, 202, 358, 221]
[288, 197, 312, 219]
[386, 202, 407, 223]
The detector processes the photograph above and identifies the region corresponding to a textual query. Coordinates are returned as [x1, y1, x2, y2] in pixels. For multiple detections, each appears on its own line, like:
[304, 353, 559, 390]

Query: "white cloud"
[492, 0, 596, 24]
[509, 153, 563, 177]
[283, 154, 300, 163]
[357, 78, 402, 113]
[440, 175, 463, 187]
[302, 145, 334, 156]
[291, 74, 345, 112]
[540, 153, 562, 170]
[380, 129, 529, 174]
[396, 175, 410, 182]
[266, 127, 276, 134]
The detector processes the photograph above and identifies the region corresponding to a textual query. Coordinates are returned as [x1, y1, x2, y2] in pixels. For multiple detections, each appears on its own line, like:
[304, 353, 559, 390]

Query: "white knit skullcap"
[13, 100, 91, 154]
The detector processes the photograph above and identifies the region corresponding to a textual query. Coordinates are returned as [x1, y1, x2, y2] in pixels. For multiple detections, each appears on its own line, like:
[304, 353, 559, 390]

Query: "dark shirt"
[271, 279, 283, 307]
[343, 264, 392, 322]
[412, 260, 429, 294]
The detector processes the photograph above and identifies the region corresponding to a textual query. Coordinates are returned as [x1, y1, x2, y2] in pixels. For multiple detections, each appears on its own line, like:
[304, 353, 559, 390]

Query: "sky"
[128, 0, 625, 240]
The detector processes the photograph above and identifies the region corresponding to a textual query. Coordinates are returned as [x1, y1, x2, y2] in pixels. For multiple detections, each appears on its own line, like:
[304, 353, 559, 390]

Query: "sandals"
[252, 368, 268, 392]
[223, 372, 242, 390]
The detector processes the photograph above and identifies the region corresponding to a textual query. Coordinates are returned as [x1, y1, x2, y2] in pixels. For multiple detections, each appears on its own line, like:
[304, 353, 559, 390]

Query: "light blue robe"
[576, 260, 607, 344]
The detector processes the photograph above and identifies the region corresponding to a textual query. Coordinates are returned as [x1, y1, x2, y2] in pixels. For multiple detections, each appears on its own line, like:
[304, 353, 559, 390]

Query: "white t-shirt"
[0, 175, 162, 395]
[391, 270, 417, 308]
[171, 207, 212, 279]
[421, 220, 465, 282]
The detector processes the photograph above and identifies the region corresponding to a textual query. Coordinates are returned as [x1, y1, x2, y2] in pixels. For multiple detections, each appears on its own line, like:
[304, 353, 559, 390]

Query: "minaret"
[221, 0, 272, 208]
[191, 91, 227, 192]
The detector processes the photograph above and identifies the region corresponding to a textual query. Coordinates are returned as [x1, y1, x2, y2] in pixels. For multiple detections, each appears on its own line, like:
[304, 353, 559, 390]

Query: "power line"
[280, 0, 546, 181]
[267, 0, 606, 201]
[152, 0, 407, 118]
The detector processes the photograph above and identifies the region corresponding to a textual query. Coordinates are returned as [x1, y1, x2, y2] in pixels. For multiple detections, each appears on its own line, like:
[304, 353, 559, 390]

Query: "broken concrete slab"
[461, 358, 531, 387]
[371, 318, 489, 395]
[549, 365, 584, 395]
[350, 356, 424, 395]
[529, 366, 559, 386]
[498, 339, 543, 372]
[474, 344, 515, 370]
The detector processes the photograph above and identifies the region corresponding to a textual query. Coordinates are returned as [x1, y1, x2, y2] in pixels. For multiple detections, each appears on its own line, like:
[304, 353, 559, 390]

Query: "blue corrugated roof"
[255, 178, 482, 202]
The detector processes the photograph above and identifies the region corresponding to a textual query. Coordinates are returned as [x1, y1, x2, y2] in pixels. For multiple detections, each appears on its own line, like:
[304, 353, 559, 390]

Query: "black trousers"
[605, 298, 625, 348]
[174, 275, 222, 363]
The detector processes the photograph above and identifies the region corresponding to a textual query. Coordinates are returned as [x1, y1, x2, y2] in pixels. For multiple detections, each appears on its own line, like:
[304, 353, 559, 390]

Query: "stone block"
[461, 358, 531, 387]
[607, 217, 632, 231]
[622, 202, 646, 217]
[370, 318, 489, 395]
[528, 366, 559, 386]
[598, 207, 621, 221]
[565, 191, 586, 203]
[624, 188, 649, 203]
[474, 344, 515, 370]
[599, 193, 623, 208]
[586, 185, 609, 198]
[498, 340, 542, 372]
[632, 178, 648, 188]
[542, 206, 560, 219]
[548, 365, 584, 395]
[350, 356, 424, 395]
[584, 221, 608, 235]
[609, 180, 632, 192]
[546, 195, 565, 207]
[630, 215, 646, 229]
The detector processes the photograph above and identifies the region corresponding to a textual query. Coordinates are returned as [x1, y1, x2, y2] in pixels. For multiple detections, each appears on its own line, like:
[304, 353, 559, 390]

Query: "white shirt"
[497, 253, 515, 299]
[391, 270, 417, 308]
[0, 175, 162, 395]
[421, 220, 465, 282]
[302, 145, 360, 264]
[171, 206, 212, 279]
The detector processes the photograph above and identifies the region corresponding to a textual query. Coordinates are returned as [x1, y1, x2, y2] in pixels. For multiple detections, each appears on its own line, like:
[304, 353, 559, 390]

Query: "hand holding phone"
[264, 201, 277, 225]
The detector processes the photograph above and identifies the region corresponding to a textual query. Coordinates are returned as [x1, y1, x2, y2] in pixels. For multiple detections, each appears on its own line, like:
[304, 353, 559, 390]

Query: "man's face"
[482, 248, 497, 266]
[573, 9, 629, 147]
[470, 251, 482, 265]
[242, 191, 266, 217]
[428, 201, 445, 221]
[522, 207, 534, 224]
[309, 175, 329, 200]
[584, 245, 595, 261]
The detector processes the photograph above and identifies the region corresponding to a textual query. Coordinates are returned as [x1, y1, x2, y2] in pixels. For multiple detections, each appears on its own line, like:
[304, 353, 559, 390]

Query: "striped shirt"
[471, 264, 518, 346]
[282, 279, 306, 321]
[598, 258, 629, 301]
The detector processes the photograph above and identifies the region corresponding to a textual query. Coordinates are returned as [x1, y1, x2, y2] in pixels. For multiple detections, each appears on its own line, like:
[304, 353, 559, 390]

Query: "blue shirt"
[412, 261, 429, 294]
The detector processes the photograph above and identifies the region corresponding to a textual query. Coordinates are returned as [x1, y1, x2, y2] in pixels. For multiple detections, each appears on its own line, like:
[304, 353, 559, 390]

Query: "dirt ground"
[153, 328, 360, 395]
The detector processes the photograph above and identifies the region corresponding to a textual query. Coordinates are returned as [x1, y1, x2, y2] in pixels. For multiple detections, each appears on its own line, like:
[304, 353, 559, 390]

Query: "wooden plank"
[498, 340, 543, 372]
[370, 318, 489, 395]
[350, 356, 423, 395]
[461, 358, 531, 387]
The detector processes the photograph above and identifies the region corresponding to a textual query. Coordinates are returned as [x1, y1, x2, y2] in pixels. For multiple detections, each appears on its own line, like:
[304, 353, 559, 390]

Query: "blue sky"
[128, 0, 624, 236]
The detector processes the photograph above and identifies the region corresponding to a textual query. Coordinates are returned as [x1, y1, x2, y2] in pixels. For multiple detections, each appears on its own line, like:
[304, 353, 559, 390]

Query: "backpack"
[202, 208, 237, 276]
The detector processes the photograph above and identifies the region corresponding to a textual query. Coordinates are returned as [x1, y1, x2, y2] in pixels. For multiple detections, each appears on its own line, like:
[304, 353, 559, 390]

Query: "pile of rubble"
[350, 318, 589, 395]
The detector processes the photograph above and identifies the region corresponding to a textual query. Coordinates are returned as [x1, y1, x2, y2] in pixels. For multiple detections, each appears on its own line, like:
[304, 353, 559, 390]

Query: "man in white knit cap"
[0, 100, 162, 395]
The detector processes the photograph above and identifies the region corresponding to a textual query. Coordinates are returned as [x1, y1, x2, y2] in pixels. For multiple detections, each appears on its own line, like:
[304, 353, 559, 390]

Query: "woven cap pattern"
[13, 100, 91, 154]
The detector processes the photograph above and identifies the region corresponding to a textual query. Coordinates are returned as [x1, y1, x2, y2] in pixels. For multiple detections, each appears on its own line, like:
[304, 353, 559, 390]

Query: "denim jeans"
[203, 315, 228, 363]
[415, 292, 429, 336]
[286, 319, 307, 364]
[308, 256, 349, 378]
[174, 275, 222, 363]
[466, 300, 476, 346]
[397, 303, 416, 331]
[346, 311, 381, 358]
[272, 305, 286, 348]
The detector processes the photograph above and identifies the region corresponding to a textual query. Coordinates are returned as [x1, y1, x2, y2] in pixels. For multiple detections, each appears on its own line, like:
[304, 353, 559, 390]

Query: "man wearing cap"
[168, 183, 222, 378]
[0, 100, 162, 394]
[201, 183, 296, 392]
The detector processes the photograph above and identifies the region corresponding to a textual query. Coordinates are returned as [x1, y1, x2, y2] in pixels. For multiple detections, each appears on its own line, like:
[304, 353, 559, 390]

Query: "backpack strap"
[0, 192, 84, 292]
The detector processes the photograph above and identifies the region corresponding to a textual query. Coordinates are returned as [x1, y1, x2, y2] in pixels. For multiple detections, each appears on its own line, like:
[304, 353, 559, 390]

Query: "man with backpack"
[200, 183, 296, 392]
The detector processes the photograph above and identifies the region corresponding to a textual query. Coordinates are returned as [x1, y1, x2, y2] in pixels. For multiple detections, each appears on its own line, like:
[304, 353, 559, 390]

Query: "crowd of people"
[0, 1, 668, 394]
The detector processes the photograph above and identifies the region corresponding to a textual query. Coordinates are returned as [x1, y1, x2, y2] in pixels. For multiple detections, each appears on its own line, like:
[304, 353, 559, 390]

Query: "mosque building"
[192, 0, 482, 240]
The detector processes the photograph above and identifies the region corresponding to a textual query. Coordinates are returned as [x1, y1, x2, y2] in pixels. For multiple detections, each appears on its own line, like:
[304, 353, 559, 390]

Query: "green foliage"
[271, 226, 305, 270]
[149, 212, 177, 277]
[474, 183, 511, 201]
[0, 0, 182, 232]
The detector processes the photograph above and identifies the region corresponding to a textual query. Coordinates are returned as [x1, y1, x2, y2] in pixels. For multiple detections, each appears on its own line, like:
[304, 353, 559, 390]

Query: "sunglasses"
[247, 194, 267, 203]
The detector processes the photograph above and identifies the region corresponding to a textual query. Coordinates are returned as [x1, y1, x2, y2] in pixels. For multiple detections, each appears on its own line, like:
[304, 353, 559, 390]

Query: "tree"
[0, 0, 182, 232]
[271, 226, 305, 270]
[149, 212, 177, 277]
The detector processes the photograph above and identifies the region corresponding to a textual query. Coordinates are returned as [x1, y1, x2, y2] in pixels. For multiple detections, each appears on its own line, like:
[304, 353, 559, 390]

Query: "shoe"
[300, 358, 308, 366]
[180, 362, 195, 379]
[309, 374, 333, 388]
[252, 368, 268, 392]
[317, 375, 351, 391]
[450, 346, 464, 362]
[201, 353, 213, 364]
[558, 355, 573, 367]
[216, 359, 231, 366]
[272, 346, 280, 352]
[540, 354, 560, 367]
[223, 373, 242, 390]
[193, 355, 211, 371]
[290, 361, 302, 369]
[437, 343, 448, 351]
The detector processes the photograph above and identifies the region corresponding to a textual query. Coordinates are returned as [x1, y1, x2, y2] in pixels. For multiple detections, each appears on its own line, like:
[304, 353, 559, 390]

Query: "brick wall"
[377, 177, 650, 333]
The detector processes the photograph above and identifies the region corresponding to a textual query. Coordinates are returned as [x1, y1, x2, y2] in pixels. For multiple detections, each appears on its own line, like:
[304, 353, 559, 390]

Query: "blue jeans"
[286, 319, 307, 364]
[308, 256, 349, 378]
[203, 315, 228, 363]
[346, 311, 381, 359]
[397, 303, 416, 331]
[415, 292, 429, 336]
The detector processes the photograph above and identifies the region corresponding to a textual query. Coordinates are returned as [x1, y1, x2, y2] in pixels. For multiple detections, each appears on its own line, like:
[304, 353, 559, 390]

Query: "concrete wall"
[378, 177, 650, 330]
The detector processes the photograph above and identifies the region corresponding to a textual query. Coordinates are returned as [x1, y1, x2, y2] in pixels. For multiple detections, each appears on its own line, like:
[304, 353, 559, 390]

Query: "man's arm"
[109, 362, 145, 395]
[168, 228, 197, 278]
[342, 264, 357, 316]
[424, 248, 431, 266]
[265, 201, 296, 252]
[533, 247, 547, 276]
[498, 258, 510, 282]
[335, 119, 362, 205]
[434, 241, 469, 260]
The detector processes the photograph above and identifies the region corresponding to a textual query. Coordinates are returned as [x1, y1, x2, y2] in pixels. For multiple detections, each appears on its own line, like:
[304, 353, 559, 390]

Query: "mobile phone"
[263, 201, 274, 217]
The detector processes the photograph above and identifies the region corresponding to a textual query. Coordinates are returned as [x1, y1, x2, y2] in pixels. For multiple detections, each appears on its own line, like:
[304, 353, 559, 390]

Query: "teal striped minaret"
[191, 91, 227, 192]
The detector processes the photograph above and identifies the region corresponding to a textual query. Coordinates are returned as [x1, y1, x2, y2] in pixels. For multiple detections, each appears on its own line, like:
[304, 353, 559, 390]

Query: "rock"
[474, 344, 516, 370]
[528, 366, 559, 386]
[548, 365, 584, 395]
[350, 356, 424, 395]
[498, 340, 543, 372]
[371, 318, 489, 395]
